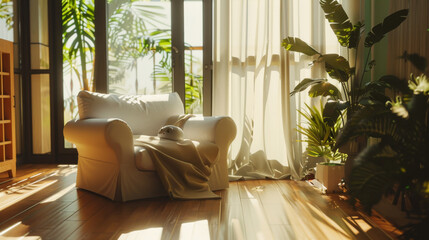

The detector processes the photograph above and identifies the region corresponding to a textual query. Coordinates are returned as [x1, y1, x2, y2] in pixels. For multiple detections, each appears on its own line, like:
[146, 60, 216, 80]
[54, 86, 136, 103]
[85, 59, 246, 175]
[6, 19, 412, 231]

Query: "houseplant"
[334, 73, 429, 238]
[282, 0, 409, 187]
[282, 0, 408, 121]
[297, 102, 347, 192]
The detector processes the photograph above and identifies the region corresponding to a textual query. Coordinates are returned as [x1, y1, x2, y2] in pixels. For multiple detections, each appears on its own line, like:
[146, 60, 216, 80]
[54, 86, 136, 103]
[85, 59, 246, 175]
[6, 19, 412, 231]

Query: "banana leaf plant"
[282, 0, 409, 123]
[334, 73, 429, 238]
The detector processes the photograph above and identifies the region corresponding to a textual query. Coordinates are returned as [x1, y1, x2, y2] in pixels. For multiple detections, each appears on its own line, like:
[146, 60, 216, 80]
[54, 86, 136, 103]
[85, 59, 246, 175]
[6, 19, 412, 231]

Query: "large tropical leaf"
[319, 0, 357, 48]
[348, 22, 364, 49]
[349, 158, 391, 212]
[375, 75, 411, 94]
[308, 82, 342, 99]
[290, 78, 327, 96]
[281, 37, 320, 56]
[364, 9, 408, 48]
[323, 99, 349, 126]
[334, 106, 399, 149]
[323, 54, 351, 82]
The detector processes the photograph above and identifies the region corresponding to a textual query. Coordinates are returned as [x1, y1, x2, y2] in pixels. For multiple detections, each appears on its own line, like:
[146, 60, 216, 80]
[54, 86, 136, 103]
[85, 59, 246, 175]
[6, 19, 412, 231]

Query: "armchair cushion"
[77, 90, 184, 135]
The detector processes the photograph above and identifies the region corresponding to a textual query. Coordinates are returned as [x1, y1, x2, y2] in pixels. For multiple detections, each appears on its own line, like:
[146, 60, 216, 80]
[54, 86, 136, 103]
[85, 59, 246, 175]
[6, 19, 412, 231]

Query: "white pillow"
[77, 91, 184, 135]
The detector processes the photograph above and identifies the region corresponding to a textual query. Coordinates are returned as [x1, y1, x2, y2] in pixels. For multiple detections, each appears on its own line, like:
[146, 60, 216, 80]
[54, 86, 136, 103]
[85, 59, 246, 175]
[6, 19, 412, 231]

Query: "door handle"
[172, 46, 179, 54]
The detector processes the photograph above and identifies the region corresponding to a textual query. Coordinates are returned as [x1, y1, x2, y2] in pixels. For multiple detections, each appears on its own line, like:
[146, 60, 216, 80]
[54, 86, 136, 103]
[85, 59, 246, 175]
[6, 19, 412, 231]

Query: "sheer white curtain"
[213, 0, 343, 180]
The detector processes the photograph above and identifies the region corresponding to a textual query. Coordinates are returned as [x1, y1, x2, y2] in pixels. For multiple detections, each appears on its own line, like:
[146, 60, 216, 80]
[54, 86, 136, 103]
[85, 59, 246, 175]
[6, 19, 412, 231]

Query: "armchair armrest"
[183, 116, 237, 148]
[183, 116, 237, 190]
[64, 118, 134, 164]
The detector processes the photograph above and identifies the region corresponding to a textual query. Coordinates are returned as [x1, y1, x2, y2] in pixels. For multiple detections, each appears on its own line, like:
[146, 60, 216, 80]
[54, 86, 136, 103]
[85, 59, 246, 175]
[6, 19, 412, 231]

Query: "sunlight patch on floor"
[118, 227, 163, 240]
[231, 218, 245, 240]
[0, 179, 57, 212]
[41, 183, 76, 203]
[180, 220, 210, 240]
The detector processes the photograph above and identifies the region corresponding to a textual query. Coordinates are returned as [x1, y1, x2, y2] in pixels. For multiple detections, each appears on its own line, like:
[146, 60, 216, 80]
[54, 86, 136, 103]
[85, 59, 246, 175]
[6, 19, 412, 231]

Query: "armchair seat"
[64, 91, 236, 201]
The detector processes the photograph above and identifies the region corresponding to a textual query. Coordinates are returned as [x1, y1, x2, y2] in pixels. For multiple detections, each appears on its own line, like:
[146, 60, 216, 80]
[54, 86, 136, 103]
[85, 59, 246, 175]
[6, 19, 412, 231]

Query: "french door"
[57, 0, 213, 161]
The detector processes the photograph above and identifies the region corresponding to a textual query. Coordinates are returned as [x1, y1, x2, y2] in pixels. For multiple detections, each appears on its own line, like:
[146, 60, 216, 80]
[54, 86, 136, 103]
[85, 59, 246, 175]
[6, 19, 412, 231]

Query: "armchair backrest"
[77, 91, 184, 135]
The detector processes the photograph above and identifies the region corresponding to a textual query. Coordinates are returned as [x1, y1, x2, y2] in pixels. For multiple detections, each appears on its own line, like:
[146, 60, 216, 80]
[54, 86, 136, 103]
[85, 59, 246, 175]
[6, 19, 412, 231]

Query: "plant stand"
[315, 163, 345, 193]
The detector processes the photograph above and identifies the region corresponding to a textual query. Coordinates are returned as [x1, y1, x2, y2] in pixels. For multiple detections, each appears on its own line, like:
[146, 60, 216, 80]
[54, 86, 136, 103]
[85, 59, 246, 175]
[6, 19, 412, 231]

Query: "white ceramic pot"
[315, 163, 345, 193]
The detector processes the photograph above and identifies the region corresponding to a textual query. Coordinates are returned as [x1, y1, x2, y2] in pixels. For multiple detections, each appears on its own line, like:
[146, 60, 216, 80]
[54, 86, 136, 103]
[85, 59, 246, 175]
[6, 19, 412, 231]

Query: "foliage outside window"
[63, 0, 204, 126]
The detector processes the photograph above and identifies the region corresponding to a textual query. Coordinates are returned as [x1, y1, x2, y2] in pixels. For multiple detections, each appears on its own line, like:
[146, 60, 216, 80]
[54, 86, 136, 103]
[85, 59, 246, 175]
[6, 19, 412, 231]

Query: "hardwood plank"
[240, 198, 274, 240]
[113, 199, 181, 240]
[169, 200, 203, 239]
[237, 180, 261, 200]
[220, 203, 246, 240]
[196, 198, 221, 240]
[219, 182, 246, 240]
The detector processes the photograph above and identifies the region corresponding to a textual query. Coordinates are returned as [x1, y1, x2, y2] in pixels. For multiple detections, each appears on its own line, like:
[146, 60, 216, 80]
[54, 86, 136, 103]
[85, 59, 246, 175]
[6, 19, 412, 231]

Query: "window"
[58, 0, 212, 160]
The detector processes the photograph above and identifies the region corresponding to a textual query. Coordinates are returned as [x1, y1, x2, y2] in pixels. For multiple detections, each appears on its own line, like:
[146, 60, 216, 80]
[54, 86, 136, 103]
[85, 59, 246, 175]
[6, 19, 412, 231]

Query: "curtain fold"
[214, 0, 342, 181]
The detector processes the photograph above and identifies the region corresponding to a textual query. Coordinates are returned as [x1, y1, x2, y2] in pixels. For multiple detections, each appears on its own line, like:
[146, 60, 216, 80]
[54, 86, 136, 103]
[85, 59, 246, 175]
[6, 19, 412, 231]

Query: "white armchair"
[64, 91, 236, 201]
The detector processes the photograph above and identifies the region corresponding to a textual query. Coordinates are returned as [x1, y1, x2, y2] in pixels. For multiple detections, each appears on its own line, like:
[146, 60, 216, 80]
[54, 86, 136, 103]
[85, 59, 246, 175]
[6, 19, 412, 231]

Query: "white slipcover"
[64, 91, 237, 201]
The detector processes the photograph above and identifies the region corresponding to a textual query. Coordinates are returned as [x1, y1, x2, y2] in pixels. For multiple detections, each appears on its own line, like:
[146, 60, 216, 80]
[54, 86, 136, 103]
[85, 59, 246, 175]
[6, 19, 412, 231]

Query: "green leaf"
[349, 159, 391, 212]
[308, 82, 342, 99]
[290, 78, 327, 96]
[376, 75, 411, 94]
[319, 0, 356, 48]
[323, 99, 349, 126]
[323, 54, 351, 82]
[281, 37, 320, 56]
[364, 9, 408, 48]
[348, 22, 364, 48]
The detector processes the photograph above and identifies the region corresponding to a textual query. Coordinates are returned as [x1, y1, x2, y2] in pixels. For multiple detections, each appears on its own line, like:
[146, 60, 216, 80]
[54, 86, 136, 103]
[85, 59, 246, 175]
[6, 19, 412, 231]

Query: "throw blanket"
[134, 115, 220, 199]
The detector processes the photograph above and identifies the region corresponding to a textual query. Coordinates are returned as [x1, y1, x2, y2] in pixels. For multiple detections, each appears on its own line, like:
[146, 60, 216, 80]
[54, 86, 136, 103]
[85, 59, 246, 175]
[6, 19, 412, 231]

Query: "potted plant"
[297, 102, 347, 192]
[282, 0, 408, 121]
[335, 72, 429, 238]
[282, 0, 409, 182]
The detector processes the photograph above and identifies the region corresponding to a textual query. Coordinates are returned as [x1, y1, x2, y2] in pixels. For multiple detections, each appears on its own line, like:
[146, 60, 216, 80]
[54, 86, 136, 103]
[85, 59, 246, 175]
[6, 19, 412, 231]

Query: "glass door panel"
[184, 0, 203, 114]
[108, 0, 172, 95]
[30, 0, 51, 154]
[30, 0, 49, 70]
[62, 0, 96, 148]
[31, 74, 51, 154]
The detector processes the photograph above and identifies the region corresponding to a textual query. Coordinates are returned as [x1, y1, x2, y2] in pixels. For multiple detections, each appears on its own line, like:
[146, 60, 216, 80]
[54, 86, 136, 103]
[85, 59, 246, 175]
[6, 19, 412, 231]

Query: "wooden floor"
[0, 165, 398, 240]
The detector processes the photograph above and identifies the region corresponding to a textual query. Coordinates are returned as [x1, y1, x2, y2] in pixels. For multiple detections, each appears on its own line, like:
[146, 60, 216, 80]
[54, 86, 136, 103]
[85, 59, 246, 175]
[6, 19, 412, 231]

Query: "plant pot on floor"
[315, 163, 345, 193]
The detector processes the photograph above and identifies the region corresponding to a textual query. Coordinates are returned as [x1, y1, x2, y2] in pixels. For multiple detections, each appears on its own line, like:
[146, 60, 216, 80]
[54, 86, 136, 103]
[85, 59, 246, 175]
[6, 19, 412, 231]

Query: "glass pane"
[62, 0, 95, 148]
[184, 0, 203, 114]
[0, 0, 19, 69]
[107, 0, 172, 95]
[32, 74, 51, 154]
[30, 0, 49, 69]
[0, 0, 14, 41]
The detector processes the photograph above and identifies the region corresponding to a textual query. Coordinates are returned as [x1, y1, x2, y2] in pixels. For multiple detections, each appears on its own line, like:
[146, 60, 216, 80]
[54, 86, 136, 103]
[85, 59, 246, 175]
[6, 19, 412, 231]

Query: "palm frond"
[319, 0, 358, 48]
[364, 9, 408, 48]
[281, 37, 320, 56]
